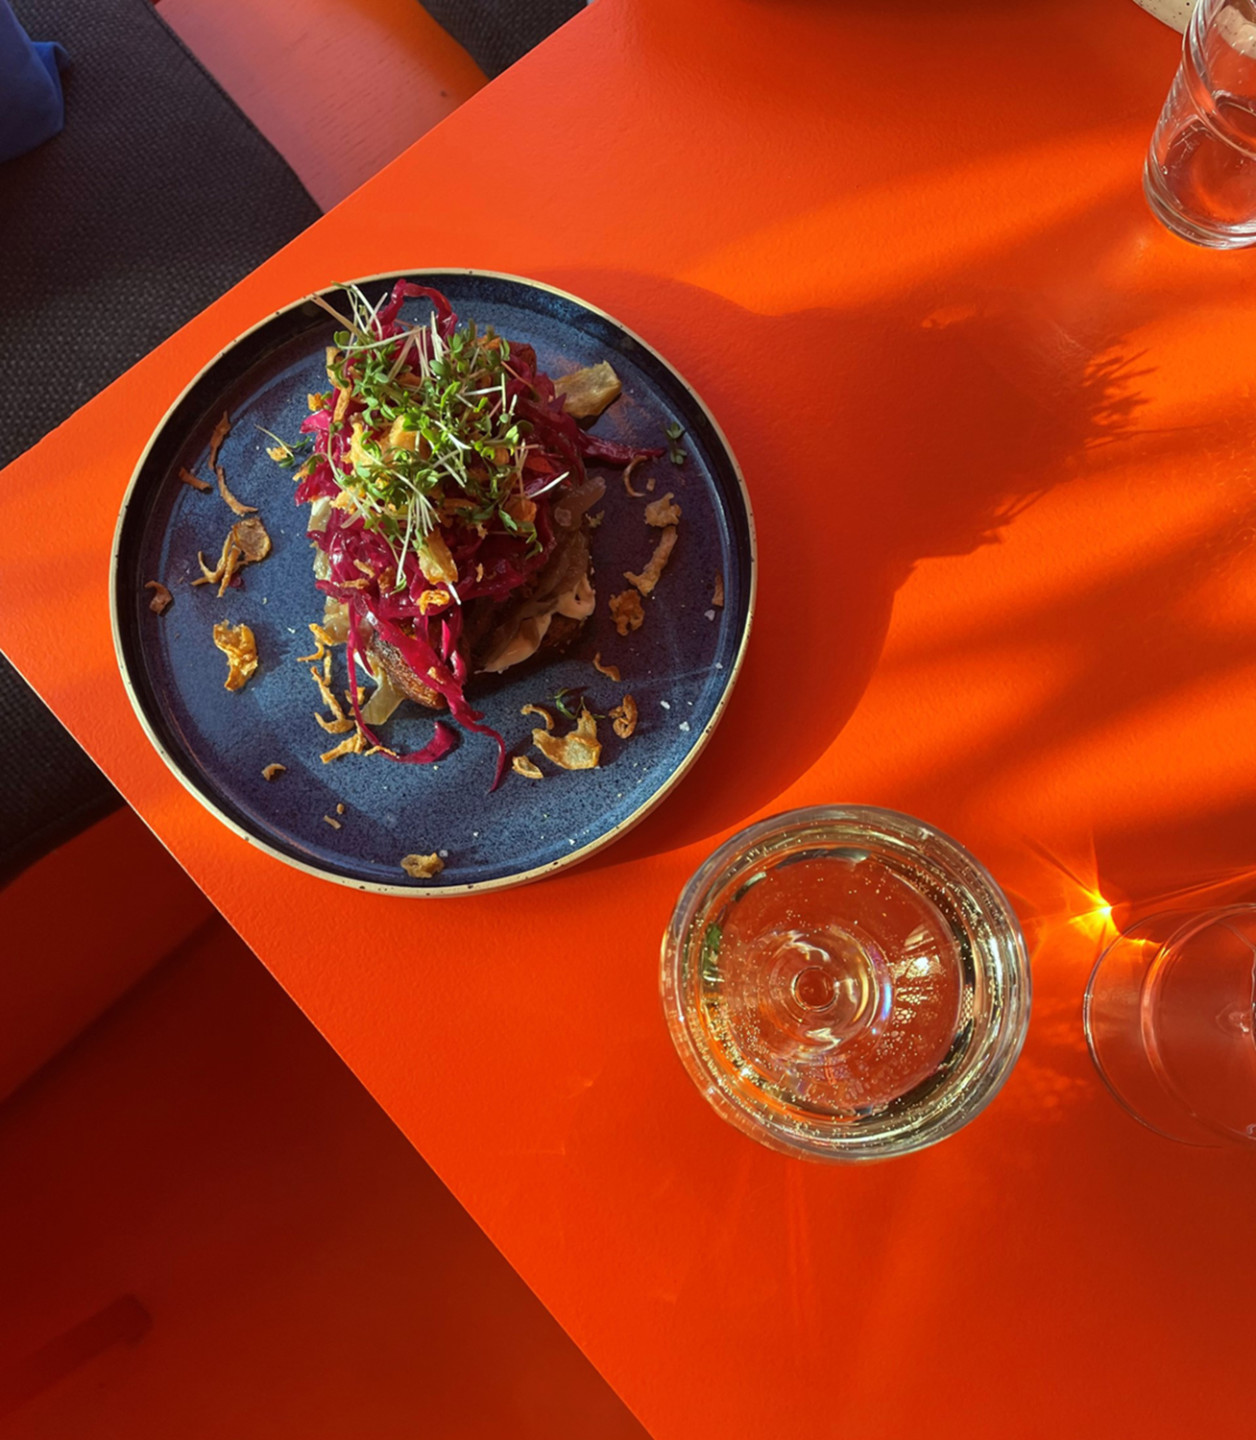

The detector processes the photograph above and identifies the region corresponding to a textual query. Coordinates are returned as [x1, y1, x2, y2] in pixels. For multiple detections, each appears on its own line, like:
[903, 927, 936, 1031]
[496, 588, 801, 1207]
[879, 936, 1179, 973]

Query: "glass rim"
[660, 805, 1033, 1162]
[1082, 904, 1256, 1146]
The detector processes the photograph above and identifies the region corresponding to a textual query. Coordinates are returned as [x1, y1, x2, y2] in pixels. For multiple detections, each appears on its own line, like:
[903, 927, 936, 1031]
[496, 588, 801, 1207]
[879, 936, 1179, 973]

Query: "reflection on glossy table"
[2, 1, 1253, 1436]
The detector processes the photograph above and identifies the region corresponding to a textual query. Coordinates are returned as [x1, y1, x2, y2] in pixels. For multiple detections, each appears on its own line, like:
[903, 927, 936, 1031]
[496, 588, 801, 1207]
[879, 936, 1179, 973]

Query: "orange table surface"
[4, 2, 1256, 1436]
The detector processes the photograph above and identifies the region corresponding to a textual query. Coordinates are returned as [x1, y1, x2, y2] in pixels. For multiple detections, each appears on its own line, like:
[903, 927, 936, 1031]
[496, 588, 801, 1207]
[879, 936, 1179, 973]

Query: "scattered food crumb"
[704, 609, 716, 621]
[644, 492, 681, 527]
[336, 802, 346, 815]
[400, 852, 444, 880]
[610, 694, 638, 740]
[679, 721, 691, 732]
[660, 699, 671, 710]
[323, 815, 342, 830]
[609, 588, 645, 636]
[713, 574, 725, 608]
[261, 763, 286, 781]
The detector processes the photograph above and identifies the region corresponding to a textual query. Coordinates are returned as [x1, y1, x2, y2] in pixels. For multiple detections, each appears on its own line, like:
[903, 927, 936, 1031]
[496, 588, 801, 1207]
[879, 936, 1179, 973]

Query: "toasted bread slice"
[366, 631, 445, 711]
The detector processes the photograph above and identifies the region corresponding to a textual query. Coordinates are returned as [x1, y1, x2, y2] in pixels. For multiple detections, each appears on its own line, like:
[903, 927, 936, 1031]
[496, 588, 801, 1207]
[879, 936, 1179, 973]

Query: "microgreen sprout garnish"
[305, 285, 544, 580]
[551, 687, 584, 720]
[551, 687, 608, 721]
[255, 426, 312, 468]
[665, 421, 687, 466]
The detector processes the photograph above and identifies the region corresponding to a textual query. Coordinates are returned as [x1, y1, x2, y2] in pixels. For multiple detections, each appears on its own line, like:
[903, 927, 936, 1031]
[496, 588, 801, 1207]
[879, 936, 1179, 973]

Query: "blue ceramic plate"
[111, 272, 755, 894]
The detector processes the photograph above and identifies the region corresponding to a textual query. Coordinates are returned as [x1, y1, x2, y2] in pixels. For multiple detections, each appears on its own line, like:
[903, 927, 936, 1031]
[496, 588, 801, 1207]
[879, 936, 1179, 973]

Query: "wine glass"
[1084, 905, 1256, 1145]
[660, 806, 1032, 1161]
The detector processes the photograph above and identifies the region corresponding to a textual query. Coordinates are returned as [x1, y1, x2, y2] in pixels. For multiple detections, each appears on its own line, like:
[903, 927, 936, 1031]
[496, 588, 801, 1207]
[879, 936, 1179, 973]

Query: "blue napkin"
[0, 0, 68, 165]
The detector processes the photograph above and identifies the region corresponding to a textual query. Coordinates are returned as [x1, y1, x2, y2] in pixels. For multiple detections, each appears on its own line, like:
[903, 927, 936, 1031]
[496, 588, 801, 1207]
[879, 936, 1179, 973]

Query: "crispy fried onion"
[622, 457, 646, 498]
[592, 652, 620, 682]
[610, 694, 638, 740]
[713, 573, 725, 608]
[208, 411, 231, 468]
[206, 411, 257, 516]
[194, 517, 272, 596]
[512, 755, 544, 780]
[311, 652, 354, 735]
[297, 622, 341, 664]
[532, 705, 601, 771]
[400, 852, 444, 879]
[230, 516, 271, 562]
[215, 462, 257, 517]
[609, 588, 644, 636]
[520, 703, 554, 731]
[417, 589, 452, 615]
[644, 492, 681, 527]
[145, 580, 173, 614]
[178, 466, 212, 492]
[262, 763, 286, 780]
[625, 525, 677, 596]
[212, 621, 258, 691]
[321, 732, 366, 763]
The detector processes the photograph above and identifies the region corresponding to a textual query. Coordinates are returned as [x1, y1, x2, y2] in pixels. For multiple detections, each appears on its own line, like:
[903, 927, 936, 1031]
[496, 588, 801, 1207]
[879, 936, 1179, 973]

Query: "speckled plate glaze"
[112, 272, 755, 894]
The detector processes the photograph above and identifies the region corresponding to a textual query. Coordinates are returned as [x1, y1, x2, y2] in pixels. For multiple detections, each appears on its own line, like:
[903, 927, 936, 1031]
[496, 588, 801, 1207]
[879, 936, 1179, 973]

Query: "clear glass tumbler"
[660, 806, 1032, 1161]
[1083, 905, 1256, 1145]
[1144, 0, 1256, 247]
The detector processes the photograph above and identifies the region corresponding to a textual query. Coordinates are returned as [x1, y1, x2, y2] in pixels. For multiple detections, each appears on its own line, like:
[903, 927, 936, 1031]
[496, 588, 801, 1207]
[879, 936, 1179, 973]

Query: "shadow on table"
[552, 178, 1256, 875]
[1094, 801, 1256, 919]
[547, 260, 1157, 864]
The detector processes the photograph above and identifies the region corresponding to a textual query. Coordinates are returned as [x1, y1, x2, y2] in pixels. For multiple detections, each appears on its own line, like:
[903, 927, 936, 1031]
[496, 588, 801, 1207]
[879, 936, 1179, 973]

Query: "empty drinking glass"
[1084, 905, 1256, 1145]
[1144, 0, 1256, 247]
[660, 807, 1031, 1161]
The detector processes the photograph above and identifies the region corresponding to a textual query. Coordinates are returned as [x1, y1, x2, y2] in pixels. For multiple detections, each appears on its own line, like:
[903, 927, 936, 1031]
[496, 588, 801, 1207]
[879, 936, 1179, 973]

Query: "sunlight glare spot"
[1069, 891, 1115, 943]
